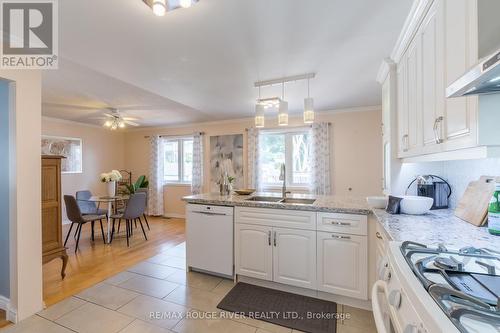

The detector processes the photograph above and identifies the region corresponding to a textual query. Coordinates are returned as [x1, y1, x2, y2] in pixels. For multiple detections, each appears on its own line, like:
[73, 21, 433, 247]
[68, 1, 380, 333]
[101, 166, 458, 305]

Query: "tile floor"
[2, 242, 376, 333]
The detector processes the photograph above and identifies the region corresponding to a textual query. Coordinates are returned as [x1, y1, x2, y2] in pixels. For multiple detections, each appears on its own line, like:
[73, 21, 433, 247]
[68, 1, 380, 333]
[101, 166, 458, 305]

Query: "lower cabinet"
[235, 207, 369, 300]
[273, 228, 316, 289]
[235, 223, 273, 281]
[235, 224, 316, 289]
[317, 232, 368, 300]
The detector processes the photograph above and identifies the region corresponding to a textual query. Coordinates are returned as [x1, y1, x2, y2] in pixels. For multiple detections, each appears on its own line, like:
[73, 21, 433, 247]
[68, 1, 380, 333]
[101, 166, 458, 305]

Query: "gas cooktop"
[400, 241, 500, 333]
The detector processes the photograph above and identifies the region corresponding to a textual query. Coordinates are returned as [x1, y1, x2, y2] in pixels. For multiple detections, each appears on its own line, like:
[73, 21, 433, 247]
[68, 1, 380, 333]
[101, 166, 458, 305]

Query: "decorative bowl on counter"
[366, 196, 388, 209]
[234, 189, 256, 195]
[400, 196, 434, 215]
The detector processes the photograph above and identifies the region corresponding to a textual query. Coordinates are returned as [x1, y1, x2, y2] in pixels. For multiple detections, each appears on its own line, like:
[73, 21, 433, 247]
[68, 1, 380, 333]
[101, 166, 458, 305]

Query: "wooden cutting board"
[455, 176, 499, 226]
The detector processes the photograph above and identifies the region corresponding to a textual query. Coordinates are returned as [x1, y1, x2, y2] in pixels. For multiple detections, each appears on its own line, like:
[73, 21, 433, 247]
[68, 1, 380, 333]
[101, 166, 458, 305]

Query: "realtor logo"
[1, 0, 58, 69]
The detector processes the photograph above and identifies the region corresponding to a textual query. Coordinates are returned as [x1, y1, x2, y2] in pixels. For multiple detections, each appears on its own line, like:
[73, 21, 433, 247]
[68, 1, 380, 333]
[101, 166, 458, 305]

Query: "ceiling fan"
[102, 108, 140, 130]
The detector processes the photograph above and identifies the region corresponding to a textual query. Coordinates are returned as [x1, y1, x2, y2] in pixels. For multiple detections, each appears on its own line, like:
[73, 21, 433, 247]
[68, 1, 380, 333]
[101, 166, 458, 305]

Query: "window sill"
[164, 182, 191, 187]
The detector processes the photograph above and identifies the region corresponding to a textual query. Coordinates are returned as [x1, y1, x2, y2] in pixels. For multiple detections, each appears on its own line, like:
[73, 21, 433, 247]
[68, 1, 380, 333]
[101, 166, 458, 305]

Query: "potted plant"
[100, 170, 122, 197]
[125, 175, 149, 194]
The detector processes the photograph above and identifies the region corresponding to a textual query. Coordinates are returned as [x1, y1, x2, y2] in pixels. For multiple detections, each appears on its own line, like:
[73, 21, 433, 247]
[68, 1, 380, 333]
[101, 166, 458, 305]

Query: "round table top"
[84, 195, 129, 203]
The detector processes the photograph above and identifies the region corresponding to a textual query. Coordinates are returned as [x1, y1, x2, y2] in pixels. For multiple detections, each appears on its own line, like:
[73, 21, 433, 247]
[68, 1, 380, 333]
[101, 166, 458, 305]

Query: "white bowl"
[366, 196, 388, 209]
[400, 196, 433, 215]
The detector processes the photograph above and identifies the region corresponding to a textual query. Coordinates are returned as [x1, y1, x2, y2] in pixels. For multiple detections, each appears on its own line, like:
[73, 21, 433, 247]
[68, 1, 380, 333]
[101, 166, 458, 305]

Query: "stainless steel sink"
[279, 198, 316, 205]
[245, 196, 283, 202]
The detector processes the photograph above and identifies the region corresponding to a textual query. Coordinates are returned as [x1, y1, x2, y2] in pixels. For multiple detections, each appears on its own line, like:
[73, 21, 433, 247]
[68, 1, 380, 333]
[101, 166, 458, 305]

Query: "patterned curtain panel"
[247, 127, 261, 190]
[148, 135, 164, 216]
[310, 122, 332, 195]
[191, 133, 204, 194]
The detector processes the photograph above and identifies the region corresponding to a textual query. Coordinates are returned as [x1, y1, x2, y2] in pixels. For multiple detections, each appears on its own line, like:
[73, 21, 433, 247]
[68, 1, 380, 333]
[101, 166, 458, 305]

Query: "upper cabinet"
[379, 0, 500, 162]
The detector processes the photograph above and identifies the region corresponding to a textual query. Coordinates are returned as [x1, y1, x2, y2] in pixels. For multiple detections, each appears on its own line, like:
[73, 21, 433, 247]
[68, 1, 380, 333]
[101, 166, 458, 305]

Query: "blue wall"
[0, 80, 10, 298]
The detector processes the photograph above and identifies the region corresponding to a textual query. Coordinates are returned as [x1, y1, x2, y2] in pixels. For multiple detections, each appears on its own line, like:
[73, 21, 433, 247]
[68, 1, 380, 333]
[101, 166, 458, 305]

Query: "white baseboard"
[163, 213, 185, 219]
[0, 295, 17, 323]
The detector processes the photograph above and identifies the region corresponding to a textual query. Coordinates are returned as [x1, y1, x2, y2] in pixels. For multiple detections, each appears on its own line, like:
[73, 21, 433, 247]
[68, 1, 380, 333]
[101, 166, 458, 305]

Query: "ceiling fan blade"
[43, 102, 109, 111]
[122, 116, 140, 121]
[124, 120, 140, 126]
[103, 113, 117, 118]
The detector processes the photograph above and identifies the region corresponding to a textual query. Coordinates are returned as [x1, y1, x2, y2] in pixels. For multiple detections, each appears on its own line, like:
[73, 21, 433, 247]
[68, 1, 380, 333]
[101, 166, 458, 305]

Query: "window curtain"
[247, 127, 261, 191]
[191, 133, 204, 194]
[148, 135, 164, 216]
[309, 122, 331, 195]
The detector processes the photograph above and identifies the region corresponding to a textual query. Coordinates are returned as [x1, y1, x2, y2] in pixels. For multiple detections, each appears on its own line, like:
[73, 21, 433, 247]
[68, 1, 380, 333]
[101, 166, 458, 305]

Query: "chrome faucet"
[279, 163, 291, 199]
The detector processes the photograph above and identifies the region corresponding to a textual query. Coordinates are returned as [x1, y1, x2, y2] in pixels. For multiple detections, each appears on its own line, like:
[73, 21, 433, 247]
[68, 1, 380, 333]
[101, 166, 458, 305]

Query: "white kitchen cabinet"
[397, 54, 409, 155]
[420, 0, 446, 154]
[235, 223, 273, 281]
[272, 228, 316, 289]
[405, 35, 423, 155]
[443, 0, 478, 151]
[317, 231, 368, 300]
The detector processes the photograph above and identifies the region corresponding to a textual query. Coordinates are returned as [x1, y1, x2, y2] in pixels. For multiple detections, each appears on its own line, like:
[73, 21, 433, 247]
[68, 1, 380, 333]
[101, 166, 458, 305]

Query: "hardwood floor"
[0, 309, 9, 329]
[43, 216, 185, 307]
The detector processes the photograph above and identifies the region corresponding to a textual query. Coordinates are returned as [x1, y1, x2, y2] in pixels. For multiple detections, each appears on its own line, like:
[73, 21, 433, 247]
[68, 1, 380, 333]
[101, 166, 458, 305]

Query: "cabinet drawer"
[235, 207, 316, 230]
[317, 213, 367, 236]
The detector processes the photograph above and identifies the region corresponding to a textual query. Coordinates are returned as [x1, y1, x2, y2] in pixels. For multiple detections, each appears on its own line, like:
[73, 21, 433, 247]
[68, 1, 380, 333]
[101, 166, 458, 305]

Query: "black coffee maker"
[406, 175, 452, 210]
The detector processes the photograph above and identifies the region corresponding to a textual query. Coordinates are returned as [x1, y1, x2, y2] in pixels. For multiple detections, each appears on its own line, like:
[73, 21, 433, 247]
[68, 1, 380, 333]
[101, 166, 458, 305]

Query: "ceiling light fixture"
[144, 0, 199, 16]
[152, 0, 167, 16]
[278, 83, 289, 126]
[303, 78, 315, 124]
[253, 73, 315, 128]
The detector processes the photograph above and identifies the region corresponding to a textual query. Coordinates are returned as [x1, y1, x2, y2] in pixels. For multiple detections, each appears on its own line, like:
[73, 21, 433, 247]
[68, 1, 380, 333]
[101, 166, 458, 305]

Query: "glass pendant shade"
[255, 103, 265, 128]
[303, 97, 315, 123]
[179, 0, 192, 8]
[278, 100, 289, 126]
[152, 0, 167, 16]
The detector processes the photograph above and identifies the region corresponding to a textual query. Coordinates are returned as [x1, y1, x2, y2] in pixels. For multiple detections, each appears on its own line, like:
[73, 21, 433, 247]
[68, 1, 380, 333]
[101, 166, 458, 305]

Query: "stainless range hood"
[446, 48, 500, 98]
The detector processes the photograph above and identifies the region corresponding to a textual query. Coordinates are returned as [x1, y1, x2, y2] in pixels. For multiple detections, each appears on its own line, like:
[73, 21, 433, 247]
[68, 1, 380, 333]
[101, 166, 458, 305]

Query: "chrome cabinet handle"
[402, 134, 409, 152]
[433, 117, 444, 144]
[330, 221, 351, 226]
[268, 231, 271, 246]
[192, 211, 227, 216]
[376, 232, 383, 240]
[273, 231, 277, 247]
[332, 234, 351, 240]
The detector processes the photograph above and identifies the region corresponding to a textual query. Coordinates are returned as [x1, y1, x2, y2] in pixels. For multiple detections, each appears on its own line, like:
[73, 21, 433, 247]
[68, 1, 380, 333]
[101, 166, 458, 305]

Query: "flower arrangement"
[100, 170, 122, 183]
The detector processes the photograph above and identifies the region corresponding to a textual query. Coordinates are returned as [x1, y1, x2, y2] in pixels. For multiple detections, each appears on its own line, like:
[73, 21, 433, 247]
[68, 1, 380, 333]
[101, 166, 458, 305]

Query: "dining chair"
[135, 188, 151, 230]
[110, 192, 147, 247]
[76, 190, 108, 215]
[64, 195, 106, 253]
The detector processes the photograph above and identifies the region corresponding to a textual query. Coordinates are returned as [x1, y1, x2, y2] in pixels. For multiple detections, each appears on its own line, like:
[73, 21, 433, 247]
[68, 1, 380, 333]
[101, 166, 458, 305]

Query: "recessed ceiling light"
[179, 0, 192, 8]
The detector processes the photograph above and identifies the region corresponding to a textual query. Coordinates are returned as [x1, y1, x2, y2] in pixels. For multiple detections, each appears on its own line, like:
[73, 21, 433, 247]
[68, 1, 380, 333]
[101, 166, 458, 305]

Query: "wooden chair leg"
[138, 217, 148, 241]
[75, 222, 83, 253]
[99, 219, 105, 242]
[143, 214, 150, 230]
[64, 222, 75, 247]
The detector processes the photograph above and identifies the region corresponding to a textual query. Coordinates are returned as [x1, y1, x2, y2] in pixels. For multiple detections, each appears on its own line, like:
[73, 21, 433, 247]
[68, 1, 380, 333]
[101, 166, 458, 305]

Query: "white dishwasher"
[186, 204, 234, 277]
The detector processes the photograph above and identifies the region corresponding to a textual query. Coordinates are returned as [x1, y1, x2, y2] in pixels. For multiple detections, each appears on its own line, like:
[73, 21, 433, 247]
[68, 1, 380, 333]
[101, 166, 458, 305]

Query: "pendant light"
[152, 0, 167, 16]
[255, 86, 265, 128]
[278, 82, 289, 126]
[303, 78, 315, 123]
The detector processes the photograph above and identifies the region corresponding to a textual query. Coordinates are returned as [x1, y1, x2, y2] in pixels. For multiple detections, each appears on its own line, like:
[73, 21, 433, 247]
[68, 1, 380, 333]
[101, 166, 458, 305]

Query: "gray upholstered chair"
[76, 190, 107, 216]
[64, 195, 106, 253]
[135, 188, 150, 230]
[110, 192, 147, 247]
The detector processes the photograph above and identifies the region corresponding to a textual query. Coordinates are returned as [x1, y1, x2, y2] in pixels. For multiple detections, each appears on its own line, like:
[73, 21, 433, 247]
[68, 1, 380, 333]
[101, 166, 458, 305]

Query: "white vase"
[107, 181, 116, 197]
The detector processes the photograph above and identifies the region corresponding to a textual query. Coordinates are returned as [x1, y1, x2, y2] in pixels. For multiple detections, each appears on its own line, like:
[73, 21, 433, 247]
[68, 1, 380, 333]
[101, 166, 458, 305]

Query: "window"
[163, 137, 193, 183]
[259, 130, 311, 187]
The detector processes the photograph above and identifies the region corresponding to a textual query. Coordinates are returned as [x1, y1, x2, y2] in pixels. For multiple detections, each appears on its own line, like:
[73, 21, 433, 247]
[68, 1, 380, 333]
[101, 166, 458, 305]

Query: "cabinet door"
[235, 223, 273, 281]
[444, 0, 478, 150]
[406, 36, 423, 155]
[317, 232, 368, 300]
[273, 228, 316, 289]
[397, 56, 408, 156]
[421, 1, 446, 153]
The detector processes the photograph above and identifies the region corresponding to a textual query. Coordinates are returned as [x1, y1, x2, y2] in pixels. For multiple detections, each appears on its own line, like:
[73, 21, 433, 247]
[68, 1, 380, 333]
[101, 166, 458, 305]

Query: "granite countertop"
[373, 208, 500, 252]
[182, 192, 372, 215]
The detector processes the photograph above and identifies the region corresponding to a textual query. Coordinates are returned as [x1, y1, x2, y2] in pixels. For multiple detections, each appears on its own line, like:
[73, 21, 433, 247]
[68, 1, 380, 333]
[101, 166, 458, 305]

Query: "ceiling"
[42, 0, 413, 127]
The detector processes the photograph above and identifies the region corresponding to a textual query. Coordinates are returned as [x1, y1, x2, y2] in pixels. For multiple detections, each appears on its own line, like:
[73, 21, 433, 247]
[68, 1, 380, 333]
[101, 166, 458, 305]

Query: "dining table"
[84, 195, 129, 243]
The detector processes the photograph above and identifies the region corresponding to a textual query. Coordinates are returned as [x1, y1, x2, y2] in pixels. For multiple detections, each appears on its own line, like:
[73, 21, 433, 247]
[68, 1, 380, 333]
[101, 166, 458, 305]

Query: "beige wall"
[42, 118, 126, 220]
[0, 70, 43, 321]
[124, 108, 383, 217]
